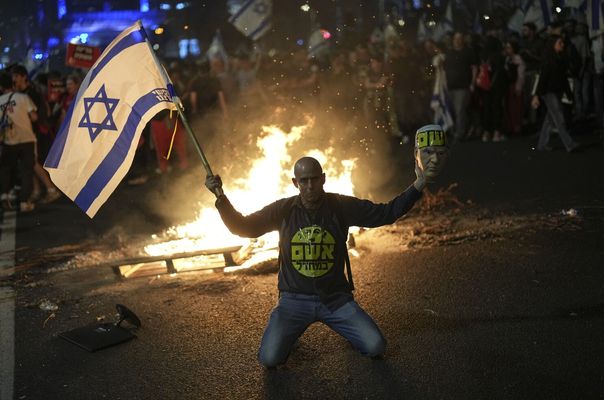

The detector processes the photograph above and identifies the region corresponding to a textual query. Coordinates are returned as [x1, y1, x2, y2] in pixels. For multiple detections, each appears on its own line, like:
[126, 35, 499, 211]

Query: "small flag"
[207, 29, 229, 63]
[229, 0, 272, 41]
[44, 21, 177, 217]
[430, 54, 454, 132]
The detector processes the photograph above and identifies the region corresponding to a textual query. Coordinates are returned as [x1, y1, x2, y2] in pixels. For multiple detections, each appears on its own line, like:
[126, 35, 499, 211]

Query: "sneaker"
[40, 188, 61, 204]
[19, 201, 35, 213]
[537, 145, 554, 152]
[481, 132, 492, 142]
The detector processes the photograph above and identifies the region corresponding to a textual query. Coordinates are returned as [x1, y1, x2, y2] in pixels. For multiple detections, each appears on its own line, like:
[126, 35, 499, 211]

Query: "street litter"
[561, 208, 578, 217]
[59, 304, 141, 352]
[39, 300, 59, 311]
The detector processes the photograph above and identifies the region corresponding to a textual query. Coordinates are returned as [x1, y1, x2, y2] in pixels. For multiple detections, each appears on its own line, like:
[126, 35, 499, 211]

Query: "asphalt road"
[4, 131, 604, 400]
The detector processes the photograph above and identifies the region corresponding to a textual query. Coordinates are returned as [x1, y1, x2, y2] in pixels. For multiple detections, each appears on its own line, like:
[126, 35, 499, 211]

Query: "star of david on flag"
[44, 21, 177, 217]
[78, 85, 119, 142]
[229, 0, 272, 40]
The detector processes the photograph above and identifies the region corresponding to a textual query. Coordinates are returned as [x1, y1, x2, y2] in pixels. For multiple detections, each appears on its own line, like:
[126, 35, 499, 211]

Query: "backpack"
[476, 62, 492, 90]
[0, 93, 15, 143]
[279, 194, 355, 290]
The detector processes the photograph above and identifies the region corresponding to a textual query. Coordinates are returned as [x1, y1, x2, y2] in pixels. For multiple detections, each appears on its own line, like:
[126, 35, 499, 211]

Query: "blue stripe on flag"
[229, 0, 256, 23]
[250, 17, 271, 40]
[73, 91, 167, 213]
[539, 0, 551, 26]
[89, 29, 145, 84]
[593, 0, 600, 30]
[44, 29, 146, 169]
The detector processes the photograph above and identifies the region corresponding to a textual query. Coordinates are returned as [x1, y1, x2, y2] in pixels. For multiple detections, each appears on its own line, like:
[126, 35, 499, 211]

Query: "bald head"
[292, 157, 325, 208]
[294, 157, 323, 178]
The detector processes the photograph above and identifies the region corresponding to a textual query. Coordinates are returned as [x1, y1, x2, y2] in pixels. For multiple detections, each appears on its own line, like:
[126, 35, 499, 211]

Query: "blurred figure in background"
[504, 40, 525, 136]
[11, 65, 61, 204]
[531, 35, 580, 152]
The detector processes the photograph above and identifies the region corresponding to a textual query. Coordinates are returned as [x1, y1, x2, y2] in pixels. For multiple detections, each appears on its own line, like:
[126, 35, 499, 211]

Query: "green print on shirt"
[291, 225, 336, 277]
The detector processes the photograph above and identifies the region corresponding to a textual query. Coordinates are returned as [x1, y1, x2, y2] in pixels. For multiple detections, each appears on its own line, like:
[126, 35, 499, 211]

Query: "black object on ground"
[59, 304, 141, 352]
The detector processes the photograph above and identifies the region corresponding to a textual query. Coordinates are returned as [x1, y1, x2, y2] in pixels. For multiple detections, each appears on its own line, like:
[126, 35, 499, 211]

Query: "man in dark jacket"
[205, 124, 448, 368]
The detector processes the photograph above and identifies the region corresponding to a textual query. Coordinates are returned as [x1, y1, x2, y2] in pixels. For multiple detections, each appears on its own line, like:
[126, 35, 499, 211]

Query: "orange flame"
[144, 122, 356, 269]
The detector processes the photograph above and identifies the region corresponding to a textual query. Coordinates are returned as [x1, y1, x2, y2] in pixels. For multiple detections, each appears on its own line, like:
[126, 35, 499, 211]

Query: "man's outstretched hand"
[205, 174, 223, 197]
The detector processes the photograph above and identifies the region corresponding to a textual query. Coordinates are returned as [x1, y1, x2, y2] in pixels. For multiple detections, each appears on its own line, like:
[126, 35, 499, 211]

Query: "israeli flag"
[207, 29, 229, 64]
[44, 21, 177, 218]
[430, 54, 454, 132]
[229, 0, 272, 41]
[522, 0, 553, 30]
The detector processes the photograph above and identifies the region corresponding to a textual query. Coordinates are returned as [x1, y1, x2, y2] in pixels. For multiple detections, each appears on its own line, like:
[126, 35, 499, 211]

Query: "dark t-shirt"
[215, 186, 422, 309]
[445, 47, 478, 90]
[190, 74, 222, 116]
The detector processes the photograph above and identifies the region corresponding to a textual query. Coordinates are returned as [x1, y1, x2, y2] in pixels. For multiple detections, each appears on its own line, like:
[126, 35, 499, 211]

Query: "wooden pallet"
[108, 244, 254, 278]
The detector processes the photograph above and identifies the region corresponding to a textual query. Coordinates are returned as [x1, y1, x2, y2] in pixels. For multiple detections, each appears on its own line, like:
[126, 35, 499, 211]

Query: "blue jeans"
[258, 292, 386, 367]
[538, 93, 577, 151]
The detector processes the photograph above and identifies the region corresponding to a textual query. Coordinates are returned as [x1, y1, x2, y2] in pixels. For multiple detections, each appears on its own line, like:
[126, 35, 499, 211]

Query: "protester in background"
[204, 124, 449, 368]
[11, 65, 61, 204]
[531, 35, 580, 152]
[150, 110, 189, 174]
[504, 40, 526, 136]
[445, 31, 478, 144]
[477, 33, 507, 142]
[520, 22, 544, 130]
[569, 21, 592, 120]
[59, 73, 81, 127]
[0, 72, 38, 212]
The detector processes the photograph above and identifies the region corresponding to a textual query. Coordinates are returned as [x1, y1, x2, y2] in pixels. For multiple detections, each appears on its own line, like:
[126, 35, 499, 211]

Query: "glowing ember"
[144, 122, 357, 268]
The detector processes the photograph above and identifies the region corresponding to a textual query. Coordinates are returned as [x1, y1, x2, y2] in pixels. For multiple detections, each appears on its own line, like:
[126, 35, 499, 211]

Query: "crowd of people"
[0, 17, 600, 212]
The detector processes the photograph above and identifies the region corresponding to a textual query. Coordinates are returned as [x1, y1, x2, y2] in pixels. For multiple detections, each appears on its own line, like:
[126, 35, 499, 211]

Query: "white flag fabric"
[507, 8, 526, 32]
[207, 29, 229, 63]
[522, 0, 553, 30]
[229, 0, 272, 41]
[44, 21, 176, 217]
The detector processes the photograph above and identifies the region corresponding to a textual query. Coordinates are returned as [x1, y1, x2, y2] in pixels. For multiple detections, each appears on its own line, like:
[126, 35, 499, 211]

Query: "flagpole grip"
[175, 106, 224, 198]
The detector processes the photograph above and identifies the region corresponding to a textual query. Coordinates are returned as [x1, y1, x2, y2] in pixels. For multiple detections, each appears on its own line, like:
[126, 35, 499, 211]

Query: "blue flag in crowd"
[44, 21, 177, 218]
[587, 0, 604, 38]
[228, 0, 272, 41]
